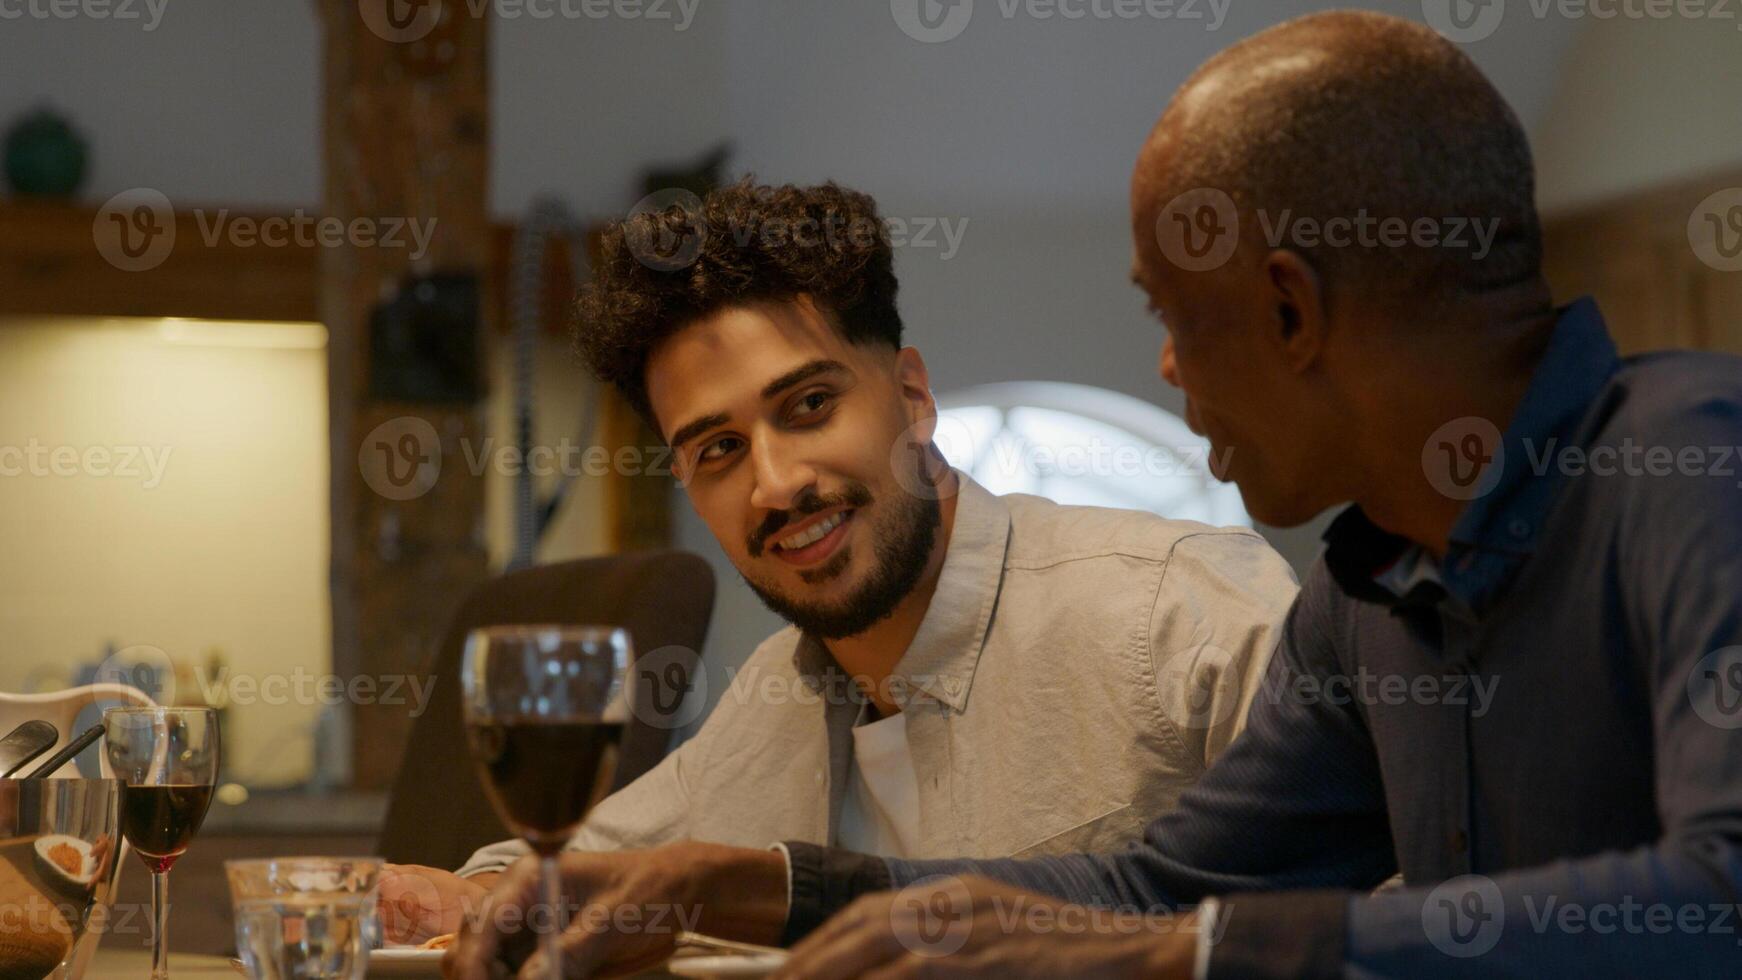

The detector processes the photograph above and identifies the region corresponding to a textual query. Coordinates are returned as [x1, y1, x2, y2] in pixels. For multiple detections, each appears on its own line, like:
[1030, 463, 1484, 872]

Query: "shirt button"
[1508, 519, 1531, 539]
[814, 771, 825, 786]
[1450, 828, 1469, 852]
[943, 678, 963, 696]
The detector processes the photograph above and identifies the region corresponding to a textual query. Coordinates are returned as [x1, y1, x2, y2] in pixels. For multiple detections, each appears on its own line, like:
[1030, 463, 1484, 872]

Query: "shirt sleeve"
[783, 565, 1397, 968]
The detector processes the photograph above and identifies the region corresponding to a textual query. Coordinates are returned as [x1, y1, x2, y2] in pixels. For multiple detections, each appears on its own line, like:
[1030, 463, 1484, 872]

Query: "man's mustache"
[748, 483, 874, 557]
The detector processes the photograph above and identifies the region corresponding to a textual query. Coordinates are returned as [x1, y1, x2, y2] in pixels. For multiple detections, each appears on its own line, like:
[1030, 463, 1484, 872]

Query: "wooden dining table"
[84, 946, 705, 978]
[86, 950, 237, 977]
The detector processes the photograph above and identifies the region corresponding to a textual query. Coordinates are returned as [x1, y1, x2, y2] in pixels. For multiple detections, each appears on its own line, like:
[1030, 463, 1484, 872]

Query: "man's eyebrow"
[761, 359, 848, 400]
[668, 412, 731, 451]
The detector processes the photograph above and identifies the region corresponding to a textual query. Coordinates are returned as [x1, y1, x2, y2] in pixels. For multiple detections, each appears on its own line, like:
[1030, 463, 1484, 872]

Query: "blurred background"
[0, 1, 1737, 948]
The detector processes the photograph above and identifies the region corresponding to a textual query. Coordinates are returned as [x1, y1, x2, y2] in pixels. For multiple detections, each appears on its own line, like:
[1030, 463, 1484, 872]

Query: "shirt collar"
[792, 471, 1011, 713]
[1324, 298, 1621, 613]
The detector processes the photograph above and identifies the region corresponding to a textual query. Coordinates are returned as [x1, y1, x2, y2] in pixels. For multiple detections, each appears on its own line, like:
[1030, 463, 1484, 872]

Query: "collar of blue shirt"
[1324, 297, 1621, 615]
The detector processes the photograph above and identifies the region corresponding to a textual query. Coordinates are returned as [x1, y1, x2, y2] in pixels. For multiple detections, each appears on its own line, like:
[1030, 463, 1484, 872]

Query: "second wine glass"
[461, 625, 631, 978]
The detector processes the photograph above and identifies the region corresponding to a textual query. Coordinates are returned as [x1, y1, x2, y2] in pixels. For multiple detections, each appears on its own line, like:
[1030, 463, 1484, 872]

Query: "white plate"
[666, 952, 789, 978]
[367, 947, 445, 978]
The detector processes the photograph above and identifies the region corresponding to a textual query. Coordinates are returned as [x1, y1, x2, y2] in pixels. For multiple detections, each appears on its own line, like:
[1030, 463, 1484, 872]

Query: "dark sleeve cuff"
[1208, 890, 1348, 980]
[778, 841, 894, 946]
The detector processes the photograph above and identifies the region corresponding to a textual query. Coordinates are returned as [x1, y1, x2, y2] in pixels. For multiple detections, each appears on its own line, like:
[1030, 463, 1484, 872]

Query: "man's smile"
[769, 507, 856, 567]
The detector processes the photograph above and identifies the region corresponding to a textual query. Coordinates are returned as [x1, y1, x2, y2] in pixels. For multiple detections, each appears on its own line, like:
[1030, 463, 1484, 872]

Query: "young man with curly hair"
[377, 178, 1298, 944]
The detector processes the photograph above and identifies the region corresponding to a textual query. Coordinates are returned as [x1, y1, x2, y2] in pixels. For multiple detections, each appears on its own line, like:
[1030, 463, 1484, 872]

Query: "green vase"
[4, 109, 89, 198]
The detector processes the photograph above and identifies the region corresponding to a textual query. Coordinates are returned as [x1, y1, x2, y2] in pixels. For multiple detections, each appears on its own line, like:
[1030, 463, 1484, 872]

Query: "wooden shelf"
[0, 196, 581, 333]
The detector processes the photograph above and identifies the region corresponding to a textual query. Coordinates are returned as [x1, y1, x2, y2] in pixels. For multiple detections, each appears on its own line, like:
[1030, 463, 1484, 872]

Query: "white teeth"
[778, 511, 847, 551]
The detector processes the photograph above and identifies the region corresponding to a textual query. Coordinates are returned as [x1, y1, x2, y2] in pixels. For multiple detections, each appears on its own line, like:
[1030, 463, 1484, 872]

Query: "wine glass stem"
[539, 854, 563, 980]
[151, 870, 170, 979]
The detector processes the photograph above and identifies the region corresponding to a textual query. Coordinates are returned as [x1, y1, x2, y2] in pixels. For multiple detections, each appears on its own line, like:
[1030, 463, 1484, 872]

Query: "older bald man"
[446, 10, 1742, 979]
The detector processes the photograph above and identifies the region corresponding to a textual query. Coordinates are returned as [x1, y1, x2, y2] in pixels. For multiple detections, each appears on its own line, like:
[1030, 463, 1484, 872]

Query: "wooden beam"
[321, 0, 493, 789]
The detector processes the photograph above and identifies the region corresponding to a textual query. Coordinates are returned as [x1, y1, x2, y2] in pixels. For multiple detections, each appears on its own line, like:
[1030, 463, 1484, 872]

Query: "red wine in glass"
[119, 783, 217, 873]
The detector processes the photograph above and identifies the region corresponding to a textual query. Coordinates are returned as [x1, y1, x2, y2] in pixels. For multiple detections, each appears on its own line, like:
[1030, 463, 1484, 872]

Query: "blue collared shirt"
[790, 298, 1742, 978]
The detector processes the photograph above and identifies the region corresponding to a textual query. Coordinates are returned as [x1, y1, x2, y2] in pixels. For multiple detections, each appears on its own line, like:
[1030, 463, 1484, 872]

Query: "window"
[935, 381, 1249, 527]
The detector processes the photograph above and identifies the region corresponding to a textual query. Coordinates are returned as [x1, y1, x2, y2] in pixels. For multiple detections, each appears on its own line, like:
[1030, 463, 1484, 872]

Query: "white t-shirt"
[833, 704, 921, 856]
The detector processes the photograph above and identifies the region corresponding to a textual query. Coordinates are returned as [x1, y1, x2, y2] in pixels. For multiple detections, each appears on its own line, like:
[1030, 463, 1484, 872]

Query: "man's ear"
[1263, 249, 1328, 374]
[893, 346, 937, 435]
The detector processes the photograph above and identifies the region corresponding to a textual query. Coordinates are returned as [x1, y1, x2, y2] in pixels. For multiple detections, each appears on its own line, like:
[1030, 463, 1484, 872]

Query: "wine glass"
[103, 706, 220, 980]
[461, 625, 631, 979]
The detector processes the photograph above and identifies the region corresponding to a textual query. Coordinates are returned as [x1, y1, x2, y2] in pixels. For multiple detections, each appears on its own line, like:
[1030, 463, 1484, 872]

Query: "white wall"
[0, 317, 330, 786]
[1531, 14, 1742, 214]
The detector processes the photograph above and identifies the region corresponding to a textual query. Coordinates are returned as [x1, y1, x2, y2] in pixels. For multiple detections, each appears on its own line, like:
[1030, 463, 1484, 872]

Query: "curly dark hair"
[574, 178, 904, 433]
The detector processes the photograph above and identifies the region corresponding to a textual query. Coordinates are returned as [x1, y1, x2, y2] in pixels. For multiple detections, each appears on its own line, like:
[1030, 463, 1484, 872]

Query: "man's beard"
[741, 477, 942, 640]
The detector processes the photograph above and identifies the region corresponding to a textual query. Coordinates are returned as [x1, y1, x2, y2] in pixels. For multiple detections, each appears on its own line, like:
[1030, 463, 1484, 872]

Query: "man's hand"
[379, 864, 498, 946]
[441, 842, 788, 979]
[773, 875, 1199, 979]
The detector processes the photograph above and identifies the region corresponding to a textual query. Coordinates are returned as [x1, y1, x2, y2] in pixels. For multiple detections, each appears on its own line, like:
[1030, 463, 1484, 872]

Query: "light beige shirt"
[457, 475, 1297, 875]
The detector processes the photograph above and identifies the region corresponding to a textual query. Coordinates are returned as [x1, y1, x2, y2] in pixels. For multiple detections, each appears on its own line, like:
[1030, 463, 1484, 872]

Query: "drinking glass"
[227, 857, 382, 980]
[461, 625, 630, 979]
[102, 707, 219, 980]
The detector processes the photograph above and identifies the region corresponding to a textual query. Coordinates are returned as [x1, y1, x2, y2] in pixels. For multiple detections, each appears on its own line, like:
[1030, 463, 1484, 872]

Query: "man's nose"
[747, 436, 818, 513]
